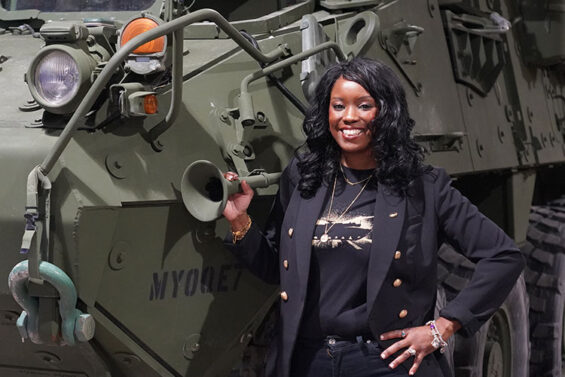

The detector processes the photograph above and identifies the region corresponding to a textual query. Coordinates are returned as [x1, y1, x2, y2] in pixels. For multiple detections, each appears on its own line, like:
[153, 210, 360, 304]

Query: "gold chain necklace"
[320, 174, 372, 243]
[340, 164, 374, 186]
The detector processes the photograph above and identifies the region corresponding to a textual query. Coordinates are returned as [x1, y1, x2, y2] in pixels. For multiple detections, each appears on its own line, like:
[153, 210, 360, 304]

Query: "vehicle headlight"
[35, 51, 80, 106]
[27, 45, 97, 114]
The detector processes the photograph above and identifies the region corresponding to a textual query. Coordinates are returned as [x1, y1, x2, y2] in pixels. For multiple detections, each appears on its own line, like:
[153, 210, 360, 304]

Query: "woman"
[223, 58, 524, 377]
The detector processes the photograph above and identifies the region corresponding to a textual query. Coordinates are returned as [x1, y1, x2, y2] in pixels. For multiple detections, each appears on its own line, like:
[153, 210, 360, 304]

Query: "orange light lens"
[120, 18, 165, 54]
[144, 95, 158, 114]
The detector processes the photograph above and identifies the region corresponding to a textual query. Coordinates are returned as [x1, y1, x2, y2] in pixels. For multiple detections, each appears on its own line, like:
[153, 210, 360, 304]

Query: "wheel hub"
[484, 311, 512, 377]
[485, 341, 503, 377]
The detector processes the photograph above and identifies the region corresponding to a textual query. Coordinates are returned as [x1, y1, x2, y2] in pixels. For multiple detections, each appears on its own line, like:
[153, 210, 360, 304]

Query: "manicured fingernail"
[380, 335, 384, 340]
[409, 372, 414, 376]
[380, 353, 385, 359]
[389, 363, 395, 368]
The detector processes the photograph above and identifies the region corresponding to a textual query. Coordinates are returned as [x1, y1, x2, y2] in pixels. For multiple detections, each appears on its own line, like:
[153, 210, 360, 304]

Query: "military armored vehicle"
[0, 0, 563, 376]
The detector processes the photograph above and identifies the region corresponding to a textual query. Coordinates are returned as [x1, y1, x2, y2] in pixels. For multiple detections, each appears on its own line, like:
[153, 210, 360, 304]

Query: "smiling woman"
[298, 58, 424, 199]
[223, 57, 524, 377]
[328, 77, 378, 170]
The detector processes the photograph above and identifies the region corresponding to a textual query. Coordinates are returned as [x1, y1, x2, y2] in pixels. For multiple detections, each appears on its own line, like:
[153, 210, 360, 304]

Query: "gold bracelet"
[232, 215, 252, 244]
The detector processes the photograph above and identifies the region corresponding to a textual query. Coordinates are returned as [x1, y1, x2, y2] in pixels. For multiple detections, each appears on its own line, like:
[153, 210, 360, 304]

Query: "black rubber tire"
[524, 205, 565, 377]
[437, 244, 529, 377]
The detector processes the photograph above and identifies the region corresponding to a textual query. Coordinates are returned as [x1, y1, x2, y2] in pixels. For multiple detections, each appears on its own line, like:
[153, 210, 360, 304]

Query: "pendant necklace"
[321, 171, 373, 243]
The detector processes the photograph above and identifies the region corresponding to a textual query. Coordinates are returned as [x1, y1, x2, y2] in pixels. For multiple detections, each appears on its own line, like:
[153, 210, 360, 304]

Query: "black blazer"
[225, 158, 524, 377]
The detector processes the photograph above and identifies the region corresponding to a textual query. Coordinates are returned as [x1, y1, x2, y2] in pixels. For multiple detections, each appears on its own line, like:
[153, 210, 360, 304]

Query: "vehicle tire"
[437, 244, 529, 377]
[523, 204, 565, 377]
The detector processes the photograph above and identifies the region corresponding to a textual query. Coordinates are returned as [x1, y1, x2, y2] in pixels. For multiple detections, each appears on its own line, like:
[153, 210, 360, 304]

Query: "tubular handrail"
[238, 41, 346, 127]
[241, 41, 346, 95]
[145, 28, 184, 150]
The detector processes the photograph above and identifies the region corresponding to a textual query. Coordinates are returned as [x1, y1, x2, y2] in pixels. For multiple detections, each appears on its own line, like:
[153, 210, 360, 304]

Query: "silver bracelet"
[426, 320, 448, 354]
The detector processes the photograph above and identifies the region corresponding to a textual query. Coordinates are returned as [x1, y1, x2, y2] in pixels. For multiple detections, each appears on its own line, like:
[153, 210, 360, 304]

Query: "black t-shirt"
[299, 165, 376, 340]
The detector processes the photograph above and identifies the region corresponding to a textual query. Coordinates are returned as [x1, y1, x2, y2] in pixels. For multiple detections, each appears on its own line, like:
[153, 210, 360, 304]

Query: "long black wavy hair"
[296, 57, 425, 198]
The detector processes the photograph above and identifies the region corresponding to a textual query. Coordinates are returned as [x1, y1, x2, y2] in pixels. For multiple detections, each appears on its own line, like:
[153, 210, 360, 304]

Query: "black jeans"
[291, 337, 409, 377]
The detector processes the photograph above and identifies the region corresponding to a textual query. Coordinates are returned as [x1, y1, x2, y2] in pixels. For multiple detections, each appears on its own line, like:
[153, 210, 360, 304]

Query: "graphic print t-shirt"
[299, 166, 376, 340]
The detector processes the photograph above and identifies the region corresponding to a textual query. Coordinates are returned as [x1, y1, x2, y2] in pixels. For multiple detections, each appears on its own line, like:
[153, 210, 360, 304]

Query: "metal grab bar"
[145, 28, 184, 151]
[238, 41, 347, 126]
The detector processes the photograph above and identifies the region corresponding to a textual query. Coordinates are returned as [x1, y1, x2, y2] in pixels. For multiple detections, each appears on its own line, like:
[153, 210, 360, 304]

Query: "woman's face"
[328, 76, 378, 166]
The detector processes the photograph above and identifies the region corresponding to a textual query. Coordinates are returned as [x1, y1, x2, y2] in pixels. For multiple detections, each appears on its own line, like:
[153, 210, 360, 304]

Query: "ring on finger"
[401, 330, 406, 338]
[407, 347, 417, 357]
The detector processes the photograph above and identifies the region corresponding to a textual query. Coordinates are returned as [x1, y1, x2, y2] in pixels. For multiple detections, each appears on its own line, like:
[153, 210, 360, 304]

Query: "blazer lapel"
[294, 182, 329, 293]
[367, 184, 406, 312]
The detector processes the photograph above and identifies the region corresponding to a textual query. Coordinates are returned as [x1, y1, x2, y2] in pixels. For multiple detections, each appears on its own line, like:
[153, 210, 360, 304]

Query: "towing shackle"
[8, 260, 95, 345]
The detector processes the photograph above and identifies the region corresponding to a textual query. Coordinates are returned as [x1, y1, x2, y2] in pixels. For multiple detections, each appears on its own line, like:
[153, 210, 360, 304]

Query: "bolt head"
[75, 314, 95, 342]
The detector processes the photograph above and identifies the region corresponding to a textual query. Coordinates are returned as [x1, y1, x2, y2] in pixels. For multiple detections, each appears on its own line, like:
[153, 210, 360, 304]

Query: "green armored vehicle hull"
[0, 0, 563, 376]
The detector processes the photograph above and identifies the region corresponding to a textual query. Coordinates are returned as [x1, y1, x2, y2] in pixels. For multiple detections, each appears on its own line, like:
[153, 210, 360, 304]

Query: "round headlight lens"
[34, 51, 80, 106]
